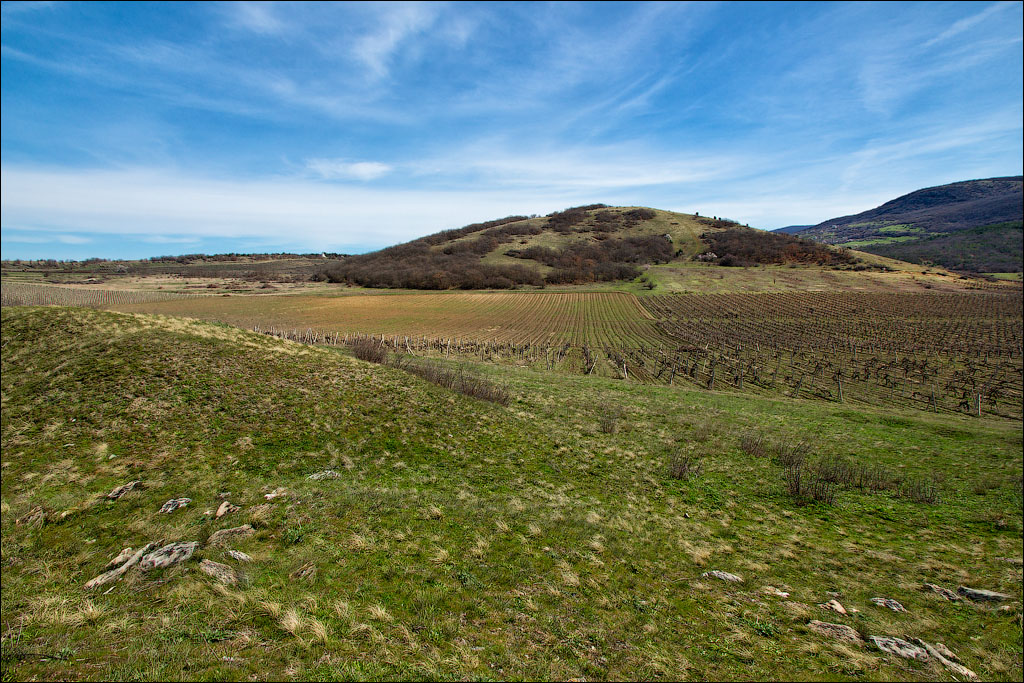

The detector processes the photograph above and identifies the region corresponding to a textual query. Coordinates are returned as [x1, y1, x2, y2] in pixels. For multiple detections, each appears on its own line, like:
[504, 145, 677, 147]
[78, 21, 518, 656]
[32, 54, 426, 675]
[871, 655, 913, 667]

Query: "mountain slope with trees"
[792, 176, 1023, 272]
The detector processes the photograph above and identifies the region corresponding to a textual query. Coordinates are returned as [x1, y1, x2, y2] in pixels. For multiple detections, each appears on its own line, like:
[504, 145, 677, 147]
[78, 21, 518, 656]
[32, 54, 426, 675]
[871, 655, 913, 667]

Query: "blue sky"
[2, 1, 1022, 260]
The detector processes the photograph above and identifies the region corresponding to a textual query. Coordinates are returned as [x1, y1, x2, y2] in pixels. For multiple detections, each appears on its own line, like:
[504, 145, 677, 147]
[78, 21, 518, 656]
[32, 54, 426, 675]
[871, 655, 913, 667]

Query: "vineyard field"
[7, 283, 1021, 418]
[109, 291, 667, 347]
[0, 281, 204, 307]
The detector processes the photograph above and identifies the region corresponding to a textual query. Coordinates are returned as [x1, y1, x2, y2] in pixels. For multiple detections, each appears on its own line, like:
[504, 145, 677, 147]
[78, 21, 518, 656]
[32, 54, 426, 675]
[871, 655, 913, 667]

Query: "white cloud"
[305, 159, 394, 181]
[0, 165, 588, 251]
[924, 2, 1013, 47]
[2, 231, 92, 245]
[351, 3, 440, 79]
[228, 2, 288, 35]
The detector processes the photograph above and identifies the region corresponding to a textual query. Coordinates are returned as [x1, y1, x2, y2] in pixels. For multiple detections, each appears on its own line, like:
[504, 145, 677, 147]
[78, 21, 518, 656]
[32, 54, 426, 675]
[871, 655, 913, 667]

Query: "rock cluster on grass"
[923, 582, 961, 601]
[868, 633, 979, 676]
[819, 599, 847, 615]
[107, 480, 142, 500]
[216, 501, 240, 518]
[957, 585, 1011, 602]
[84, 543, 157, 590]
[139, 541, 198, 571]
[870, 636, 929, 661]
[105, 547, 135, 570]
[916, 639, 978, 679]
[159, 498, 191, 514]
[870, 597, 906, 612]
[307, 470, 342, 481]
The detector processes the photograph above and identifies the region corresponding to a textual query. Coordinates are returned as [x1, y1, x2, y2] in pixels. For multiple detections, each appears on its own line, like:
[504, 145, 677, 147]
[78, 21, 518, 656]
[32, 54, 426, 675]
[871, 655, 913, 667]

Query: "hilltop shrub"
[703, 228, 858, 267]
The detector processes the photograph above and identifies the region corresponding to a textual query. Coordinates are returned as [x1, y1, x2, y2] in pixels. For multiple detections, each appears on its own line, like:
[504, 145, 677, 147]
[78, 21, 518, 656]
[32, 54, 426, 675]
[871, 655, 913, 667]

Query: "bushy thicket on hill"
[320, 242, 546, 289]
[506, 234, 672, 284]
[317, 206, 666, 289]
[864, 221, 1023, 273]
[703, 228, 859, 267]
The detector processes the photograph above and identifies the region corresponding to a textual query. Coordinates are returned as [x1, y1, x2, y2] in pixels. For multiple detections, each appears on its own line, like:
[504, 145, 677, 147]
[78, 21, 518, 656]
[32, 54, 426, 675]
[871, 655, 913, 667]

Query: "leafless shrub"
[739, 431, 768, 458]
[784, 460, 837, 505]
[599, 404, 626, 434]
[816, 455, 855, 485]
[899, 475, 940, 504]
[348, 337, 389, 364]
[772, 440, 811, 468]
[406, 360, 510, 406]
[817, 456, 903, 493]
[668, 452, 704, 481]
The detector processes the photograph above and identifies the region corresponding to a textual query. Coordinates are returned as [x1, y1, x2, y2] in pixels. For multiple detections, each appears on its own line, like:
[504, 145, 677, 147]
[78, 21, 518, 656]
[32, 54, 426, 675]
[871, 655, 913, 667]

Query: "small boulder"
[819, 599, 847, 615]
[915, 640, 977, 680]
[307, 470, 342, 481]
[870, 636, 929, 661]
[808, 620, 862, 643]
[199, 559, 241, 586]
[207, 524, 255, 547]
[702, 570, 743, 583]
[958, 585, 1011, 602]
[216, 501, 240, 519]
[923, 583, 961, 601]
[870, 597, 906, 612]
[139, 541, 198, 571]
[107, 480, 142, 500]
[159, 498, 191, 514]
[226, 549, 252, 563]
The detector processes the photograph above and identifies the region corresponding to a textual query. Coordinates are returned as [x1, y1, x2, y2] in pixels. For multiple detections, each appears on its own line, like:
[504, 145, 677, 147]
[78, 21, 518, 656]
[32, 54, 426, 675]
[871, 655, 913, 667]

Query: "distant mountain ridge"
[793, 176, 1022, 272]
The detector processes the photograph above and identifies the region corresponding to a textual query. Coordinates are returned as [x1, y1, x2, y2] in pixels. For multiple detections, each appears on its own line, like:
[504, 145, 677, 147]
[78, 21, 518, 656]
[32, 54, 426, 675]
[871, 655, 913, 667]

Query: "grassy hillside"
[316, 206, 868, 289]
[796, 177, 1023, 272]
[2, 306, 1021, 681]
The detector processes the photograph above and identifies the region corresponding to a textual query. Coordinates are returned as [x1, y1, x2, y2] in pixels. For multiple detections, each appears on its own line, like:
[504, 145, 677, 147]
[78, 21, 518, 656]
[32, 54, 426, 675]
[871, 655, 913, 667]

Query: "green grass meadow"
[1, 307, 1021, 681]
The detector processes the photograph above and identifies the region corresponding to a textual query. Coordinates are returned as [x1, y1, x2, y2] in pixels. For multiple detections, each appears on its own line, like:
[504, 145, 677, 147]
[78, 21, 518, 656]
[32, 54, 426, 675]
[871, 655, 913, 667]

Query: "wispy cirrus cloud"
[305, 158, 393, 181]
[227, 1, 289, 36]
[350, 2, 441, 79]
[924, 1, 1015, 47]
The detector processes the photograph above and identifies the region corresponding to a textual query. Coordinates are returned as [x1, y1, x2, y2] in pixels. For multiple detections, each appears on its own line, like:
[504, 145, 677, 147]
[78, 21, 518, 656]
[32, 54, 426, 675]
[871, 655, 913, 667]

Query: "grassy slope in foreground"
[2, 307, 1022, 681]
